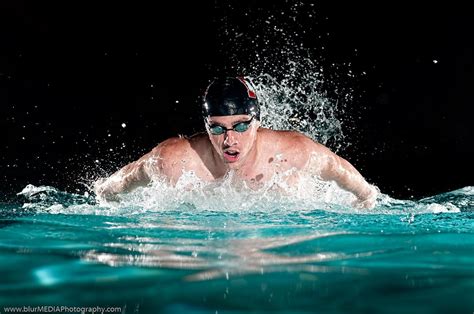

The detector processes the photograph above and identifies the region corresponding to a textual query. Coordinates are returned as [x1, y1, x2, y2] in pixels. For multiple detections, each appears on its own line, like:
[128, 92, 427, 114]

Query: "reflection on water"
[82, 231, 371, 281]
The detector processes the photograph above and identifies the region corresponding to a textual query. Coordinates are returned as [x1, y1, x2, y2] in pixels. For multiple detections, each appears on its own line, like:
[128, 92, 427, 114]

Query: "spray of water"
[210, 2, 360, 151]
[252, 72, 346, 151]
[17, 182, 468, 217]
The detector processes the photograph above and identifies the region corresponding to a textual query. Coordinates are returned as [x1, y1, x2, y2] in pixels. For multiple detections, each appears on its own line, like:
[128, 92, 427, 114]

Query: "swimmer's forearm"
[336, 173, 377, 209]
[323, 155, 377, 206]
[338, 167, 374, 199]
[94, 176, 150, 201]
[351, 181, 377, 203]
[338, 172, 376, 200]
[94, 160, 151, 200]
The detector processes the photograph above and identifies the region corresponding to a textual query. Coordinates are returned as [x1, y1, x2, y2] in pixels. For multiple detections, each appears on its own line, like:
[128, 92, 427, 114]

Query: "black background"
[1, 1, 472, 201]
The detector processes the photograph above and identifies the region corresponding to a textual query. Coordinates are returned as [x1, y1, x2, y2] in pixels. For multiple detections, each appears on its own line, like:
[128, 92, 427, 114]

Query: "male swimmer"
[94, 77, 377, 208]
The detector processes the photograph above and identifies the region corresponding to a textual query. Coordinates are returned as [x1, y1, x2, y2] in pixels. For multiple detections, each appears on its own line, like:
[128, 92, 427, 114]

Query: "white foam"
[96, 169, 358, 213]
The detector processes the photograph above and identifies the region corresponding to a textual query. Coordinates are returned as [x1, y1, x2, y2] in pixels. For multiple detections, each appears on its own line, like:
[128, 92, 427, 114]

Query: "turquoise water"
[1, 186, 473, 314]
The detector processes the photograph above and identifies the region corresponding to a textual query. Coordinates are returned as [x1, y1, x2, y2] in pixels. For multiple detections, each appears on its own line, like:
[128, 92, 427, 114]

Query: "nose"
[223, 130, 238, 146]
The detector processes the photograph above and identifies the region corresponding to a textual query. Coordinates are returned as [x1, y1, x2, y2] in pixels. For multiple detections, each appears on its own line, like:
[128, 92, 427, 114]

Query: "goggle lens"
[208, 117, 254, 135]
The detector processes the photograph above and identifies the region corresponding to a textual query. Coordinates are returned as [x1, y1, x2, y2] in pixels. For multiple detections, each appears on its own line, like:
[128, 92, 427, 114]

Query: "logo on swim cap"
[203, 77, 260, 119]
[237, 77, 257, 99]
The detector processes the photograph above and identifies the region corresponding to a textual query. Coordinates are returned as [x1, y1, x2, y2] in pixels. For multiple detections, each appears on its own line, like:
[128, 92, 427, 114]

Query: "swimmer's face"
[205, 114, 259, 168]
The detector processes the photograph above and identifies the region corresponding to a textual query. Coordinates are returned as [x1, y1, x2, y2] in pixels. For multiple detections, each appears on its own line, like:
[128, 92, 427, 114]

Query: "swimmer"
[94, 77, 378, 208]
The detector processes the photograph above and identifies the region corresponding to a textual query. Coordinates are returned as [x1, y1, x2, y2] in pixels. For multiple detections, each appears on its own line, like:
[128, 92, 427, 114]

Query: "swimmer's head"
[202, 77, 260, 168]
[202, 77, 260, 120]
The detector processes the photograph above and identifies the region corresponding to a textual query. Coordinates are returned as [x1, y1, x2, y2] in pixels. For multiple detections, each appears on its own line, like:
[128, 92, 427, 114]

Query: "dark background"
[1, 1, 472, 201]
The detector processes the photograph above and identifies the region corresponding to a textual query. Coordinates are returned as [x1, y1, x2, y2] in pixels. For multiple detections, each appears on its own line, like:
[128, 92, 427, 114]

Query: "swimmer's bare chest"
[169, 150, 304, 188]
[156, 131, 313, 187]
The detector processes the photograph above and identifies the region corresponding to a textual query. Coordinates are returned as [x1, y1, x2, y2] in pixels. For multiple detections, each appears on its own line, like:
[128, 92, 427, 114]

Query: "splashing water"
[15, 184, 471, 216]
[214, 1, 355, 152]
[253, 71, 346, 151]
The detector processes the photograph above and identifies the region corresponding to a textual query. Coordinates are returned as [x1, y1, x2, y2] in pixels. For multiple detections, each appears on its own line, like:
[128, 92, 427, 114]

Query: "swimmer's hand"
[352, 185, 378, 209]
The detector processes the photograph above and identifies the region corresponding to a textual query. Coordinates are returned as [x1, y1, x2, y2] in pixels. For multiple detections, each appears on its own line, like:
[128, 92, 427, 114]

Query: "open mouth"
[223, 150, 240, 162]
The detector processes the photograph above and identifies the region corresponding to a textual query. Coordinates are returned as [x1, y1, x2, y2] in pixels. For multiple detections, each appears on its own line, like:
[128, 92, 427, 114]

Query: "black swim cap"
[203, 77, 260, 120]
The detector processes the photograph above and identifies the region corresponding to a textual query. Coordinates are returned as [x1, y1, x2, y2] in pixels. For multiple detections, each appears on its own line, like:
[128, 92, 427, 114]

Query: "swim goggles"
[207, 116, 255, 135]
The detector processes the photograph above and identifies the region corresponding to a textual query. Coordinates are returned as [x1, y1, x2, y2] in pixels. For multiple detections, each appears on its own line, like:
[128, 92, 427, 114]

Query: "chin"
[226, 160, 241, 167]
[222, 153, 245, 168]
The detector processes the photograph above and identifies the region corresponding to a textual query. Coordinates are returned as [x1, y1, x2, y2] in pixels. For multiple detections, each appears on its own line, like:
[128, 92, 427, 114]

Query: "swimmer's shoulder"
[271, 129, 330, 151]
[144, 134, 209, 179]
[258, 128, 331, 167]
[151, 133, 209, 160]
[258, 128, 315, 148]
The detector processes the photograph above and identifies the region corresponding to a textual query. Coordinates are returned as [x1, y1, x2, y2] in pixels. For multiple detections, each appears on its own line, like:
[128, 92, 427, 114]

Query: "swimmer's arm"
[307, 144, 377, 209]
[94, 149, 159, 201]
[321, 152, 377, 209]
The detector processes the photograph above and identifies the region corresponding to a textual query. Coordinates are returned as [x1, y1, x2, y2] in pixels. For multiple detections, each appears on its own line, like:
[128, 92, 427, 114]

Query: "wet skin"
[94, 115, 377, 208]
